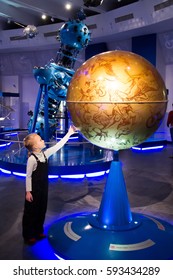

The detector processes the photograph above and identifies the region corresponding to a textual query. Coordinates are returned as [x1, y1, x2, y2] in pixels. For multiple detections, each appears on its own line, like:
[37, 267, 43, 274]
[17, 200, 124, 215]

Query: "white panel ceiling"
[0, 0, 173, 64]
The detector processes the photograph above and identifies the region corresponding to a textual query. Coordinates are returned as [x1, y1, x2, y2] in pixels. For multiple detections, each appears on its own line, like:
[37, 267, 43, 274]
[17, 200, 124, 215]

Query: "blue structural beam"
[43, 85, 49, 142]
[31, 84, 43, 133]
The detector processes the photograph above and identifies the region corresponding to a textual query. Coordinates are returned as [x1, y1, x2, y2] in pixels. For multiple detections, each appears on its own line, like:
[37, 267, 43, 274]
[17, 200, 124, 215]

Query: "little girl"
[22, 125, 77, 245]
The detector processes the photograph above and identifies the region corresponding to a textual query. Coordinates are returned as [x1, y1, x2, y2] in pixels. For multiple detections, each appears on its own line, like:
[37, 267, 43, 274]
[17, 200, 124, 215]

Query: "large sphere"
[67, 50, 167, 150]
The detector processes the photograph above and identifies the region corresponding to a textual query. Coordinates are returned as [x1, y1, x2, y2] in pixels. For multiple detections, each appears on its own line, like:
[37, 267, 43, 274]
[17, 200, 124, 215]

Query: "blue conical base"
[48, 160, 173, 260]
[89, 161, 140, 230]
[99, 161, 132, 226]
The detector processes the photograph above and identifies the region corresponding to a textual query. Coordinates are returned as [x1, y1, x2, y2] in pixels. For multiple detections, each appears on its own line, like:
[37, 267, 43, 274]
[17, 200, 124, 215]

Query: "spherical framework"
[23, 25, 38, 38]
[58, 20, 91, 50]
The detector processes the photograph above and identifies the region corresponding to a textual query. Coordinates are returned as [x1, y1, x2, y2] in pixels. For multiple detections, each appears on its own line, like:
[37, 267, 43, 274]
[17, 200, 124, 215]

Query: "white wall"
[165, 64, 173, 110]
[0, 75, 20, 128]
[165, 64, 173, 141]
[21, 75, 39, 129]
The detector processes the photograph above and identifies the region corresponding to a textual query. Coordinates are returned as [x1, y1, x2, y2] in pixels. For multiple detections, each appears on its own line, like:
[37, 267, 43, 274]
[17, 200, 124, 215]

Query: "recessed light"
[41, 14, 47, 20]
[65, 3, 72, 10]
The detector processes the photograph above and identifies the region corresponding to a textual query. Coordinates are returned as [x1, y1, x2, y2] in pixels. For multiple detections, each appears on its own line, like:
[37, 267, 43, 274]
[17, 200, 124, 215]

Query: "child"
[22, 125, 77, 245]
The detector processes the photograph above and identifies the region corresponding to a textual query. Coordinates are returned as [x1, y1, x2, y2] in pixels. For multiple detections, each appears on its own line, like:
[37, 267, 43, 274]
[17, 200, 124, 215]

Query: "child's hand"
[26, 191, 33, 202]
[68, 125, 79, 135]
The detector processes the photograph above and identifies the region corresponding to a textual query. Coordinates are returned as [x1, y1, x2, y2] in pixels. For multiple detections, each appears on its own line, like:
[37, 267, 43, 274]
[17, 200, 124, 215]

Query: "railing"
[0, 129, 114, 166]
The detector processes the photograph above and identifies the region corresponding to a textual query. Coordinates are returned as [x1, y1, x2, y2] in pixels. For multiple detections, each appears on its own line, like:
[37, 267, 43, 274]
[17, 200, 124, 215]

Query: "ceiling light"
[65, 3, 72, 10]
[41, 14, 47, 20]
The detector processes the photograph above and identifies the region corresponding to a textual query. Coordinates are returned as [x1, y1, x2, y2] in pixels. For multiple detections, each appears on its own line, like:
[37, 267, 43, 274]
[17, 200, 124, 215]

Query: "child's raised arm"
[45, 125, 78, 158]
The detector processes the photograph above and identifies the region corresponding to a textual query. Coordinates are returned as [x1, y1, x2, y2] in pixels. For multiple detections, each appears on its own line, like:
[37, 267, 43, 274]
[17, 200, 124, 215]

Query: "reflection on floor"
[0, 144, 173, 260]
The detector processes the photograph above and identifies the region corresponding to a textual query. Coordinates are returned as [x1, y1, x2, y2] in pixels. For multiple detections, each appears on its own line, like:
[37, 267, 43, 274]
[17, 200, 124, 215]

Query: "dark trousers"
[22, 152, 48, 240]
[170, 127, 173, 143]
[22, 188, 48, 239]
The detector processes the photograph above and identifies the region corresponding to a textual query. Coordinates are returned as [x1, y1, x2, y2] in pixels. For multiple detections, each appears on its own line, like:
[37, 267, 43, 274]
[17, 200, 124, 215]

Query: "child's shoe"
[24, 238, 37, 245]
[37, 233, 46, 240]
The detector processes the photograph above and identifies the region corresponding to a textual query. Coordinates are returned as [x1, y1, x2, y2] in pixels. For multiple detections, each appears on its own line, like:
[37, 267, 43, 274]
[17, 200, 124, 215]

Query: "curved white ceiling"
[0, 0, 173, 64]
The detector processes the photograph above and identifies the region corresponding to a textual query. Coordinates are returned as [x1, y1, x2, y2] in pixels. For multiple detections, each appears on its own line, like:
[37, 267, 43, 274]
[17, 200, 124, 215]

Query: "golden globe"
[67, 50, 167, 150]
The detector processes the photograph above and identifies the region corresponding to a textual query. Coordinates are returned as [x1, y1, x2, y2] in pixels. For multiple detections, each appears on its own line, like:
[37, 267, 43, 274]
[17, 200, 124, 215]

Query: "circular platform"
[0, 130, 113, 177]
[48, 211, 173, 260]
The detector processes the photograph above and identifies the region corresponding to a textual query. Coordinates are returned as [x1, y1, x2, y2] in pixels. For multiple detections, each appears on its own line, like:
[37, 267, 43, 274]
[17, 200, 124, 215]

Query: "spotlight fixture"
[41, 14, 47, 20]
[83, 0, 104, 7]
[65, 2, 72, 10]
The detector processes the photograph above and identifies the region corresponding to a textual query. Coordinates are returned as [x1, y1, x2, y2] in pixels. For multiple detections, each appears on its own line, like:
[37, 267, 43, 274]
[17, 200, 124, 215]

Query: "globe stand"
[48, 160, 173, 260]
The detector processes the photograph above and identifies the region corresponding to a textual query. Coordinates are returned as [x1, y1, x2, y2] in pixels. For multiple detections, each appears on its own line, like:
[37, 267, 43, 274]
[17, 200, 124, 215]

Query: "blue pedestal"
[48, 161, 173, 260]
